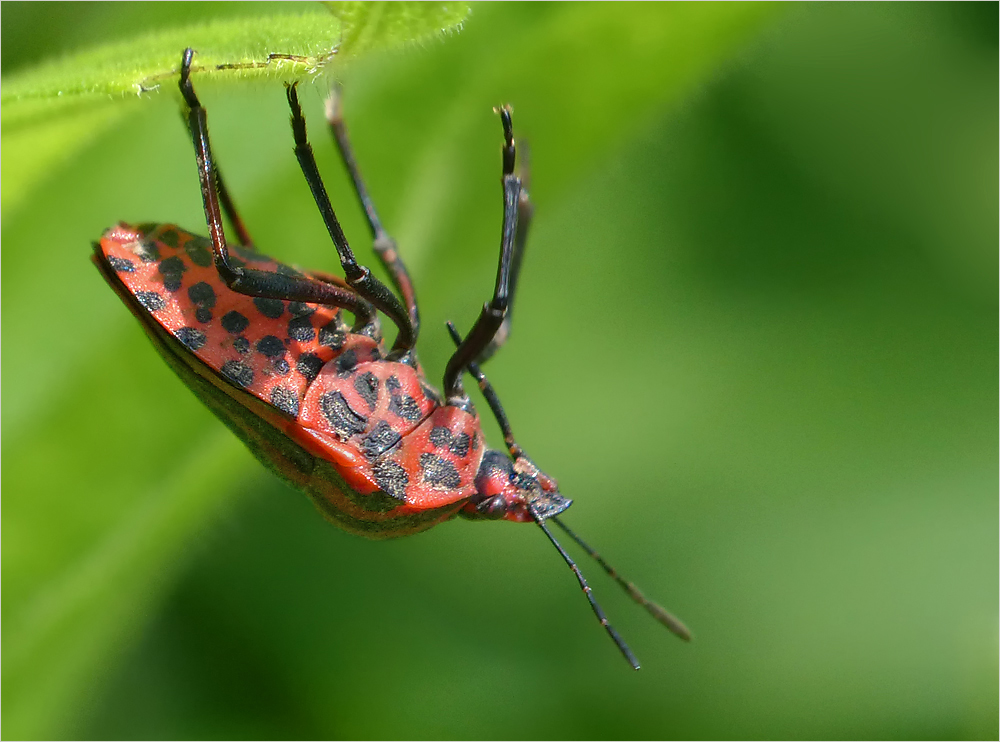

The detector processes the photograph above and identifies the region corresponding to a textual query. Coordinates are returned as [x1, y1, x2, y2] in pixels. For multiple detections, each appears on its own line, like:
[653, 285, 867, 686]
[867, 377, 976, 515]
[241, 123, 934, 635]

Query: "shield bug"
[93, 48, 691, 668]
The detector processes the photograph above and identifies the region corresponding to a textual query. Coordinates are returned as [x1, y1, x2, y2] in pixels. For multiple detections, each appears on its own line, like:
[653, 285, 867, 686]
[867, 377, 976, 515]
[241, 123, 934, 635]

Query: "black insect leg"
[176, 56, 254, 249]
[285, 83, 416, 357]
[477, 141, 533, 365]
[178, 49, 377, 329]
[443, 106, 522, 404]
[446, 321, 523, 460]
[325, 85, 420, 343]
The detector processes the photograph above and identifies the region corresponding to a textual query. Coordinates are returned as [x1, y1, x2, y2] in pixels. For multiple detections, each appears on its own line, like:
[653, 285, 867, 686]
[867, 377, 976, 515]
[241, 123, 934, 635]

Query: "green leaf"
[0, 1, 470, 215]
[328, 1, 471, 60]
[2, 2, 469, 104]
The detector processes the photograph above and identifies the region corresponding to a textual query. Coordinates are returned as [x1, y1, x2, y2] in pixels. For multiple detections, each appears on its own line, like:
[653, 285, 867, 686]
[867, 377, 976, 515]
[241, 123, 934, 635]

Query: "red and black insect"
[93, 49, 690, 668]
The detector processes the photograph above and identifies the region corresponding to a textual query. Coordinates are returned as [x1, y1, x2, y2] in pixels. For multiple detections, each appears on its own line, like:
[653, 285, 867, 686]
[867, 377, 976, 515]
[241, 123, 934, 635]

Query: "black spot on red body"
[233, 337, 251, 354]
[363, 420, 402, 458]
[429, 426, 451, 448]
[372, 460, 408, 500]
[174, 327, 207, 351]
[427, 427, 470, 456]
[450, 432, 471, 457]
[158, 255, 187, 291]
[188, 281, 215, 324]
[287, 315, 315, 342]
[221, 311, 250, 334]
[354, 372, 379, 410]
[137, 291, 165, 311]
[158, 228, 180, 248]
[158, 253, 183, 269]
[385, 375, 402, 393]
[420, 453, 461, 488]
[271, 386, 300, 417]
[256, 335, 285, 358]
[184, 240, 213, 267]
[188, 281, 216, 308]
[320, 391, 367, 437]
[253, 297, 284, 319]
[273, 358, 291, 375]
[288, 302, 314, 317]
[389, 393, 422, 421]
[221, 360, 254, 388]
[318, 321, 345, 349]
[296, 353, 324, 382]
[108, 256, 135, 273]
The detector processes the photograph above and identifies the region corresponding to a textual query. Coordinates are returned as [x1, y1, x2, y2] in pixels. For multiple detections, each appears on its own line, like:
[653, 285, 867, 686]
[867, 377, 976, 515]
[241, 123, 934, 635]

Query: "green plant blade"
[2, 2, 469, 105]
[0, 1, 470, 216]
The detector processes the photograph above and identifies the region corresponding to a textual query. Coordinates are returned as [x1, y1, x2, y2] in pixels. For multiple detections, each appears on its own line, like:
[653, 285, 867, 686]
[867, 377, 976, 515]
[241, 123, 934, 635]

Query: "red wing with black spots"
[99, 222, 354, 419]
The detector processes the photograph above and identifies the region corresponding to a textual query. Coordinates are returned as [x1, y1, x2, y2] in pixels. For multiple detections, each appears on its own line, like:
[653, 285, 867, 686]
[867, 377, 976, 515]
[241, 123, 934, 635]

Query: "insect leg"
[325, 84, 420, 344]
[443, 106, 522, 404]
[476, 141, 533, 365]
[285, 82, 416, 357]
[446, 321, 523, 460]
[175, 56, 254, 249]
[178, 49, 377, 328]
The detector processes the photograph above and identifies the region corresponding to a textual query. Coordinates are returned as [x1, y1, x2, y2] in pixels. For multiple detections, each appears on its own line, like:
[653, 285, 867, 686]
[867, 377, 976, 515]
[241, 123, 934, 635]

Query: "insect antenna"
[551, 516, 692, 641]
[535, 513, 642, 669]
[446, 320, 649, 669]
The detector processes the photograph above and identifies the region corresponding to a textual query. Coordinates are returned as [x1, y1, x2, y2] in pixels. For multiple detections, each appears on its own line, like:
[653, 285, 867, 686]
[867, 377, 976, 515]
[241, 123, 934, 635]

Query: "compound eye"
[475, 494, 508, 519]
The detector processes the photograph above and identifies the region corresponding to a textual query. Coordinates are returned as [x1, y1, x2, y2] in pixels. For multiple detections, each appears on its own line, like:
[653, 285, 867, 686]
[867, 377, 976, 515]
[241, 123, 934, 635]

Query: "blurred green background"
[3, 3, 997, 739]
